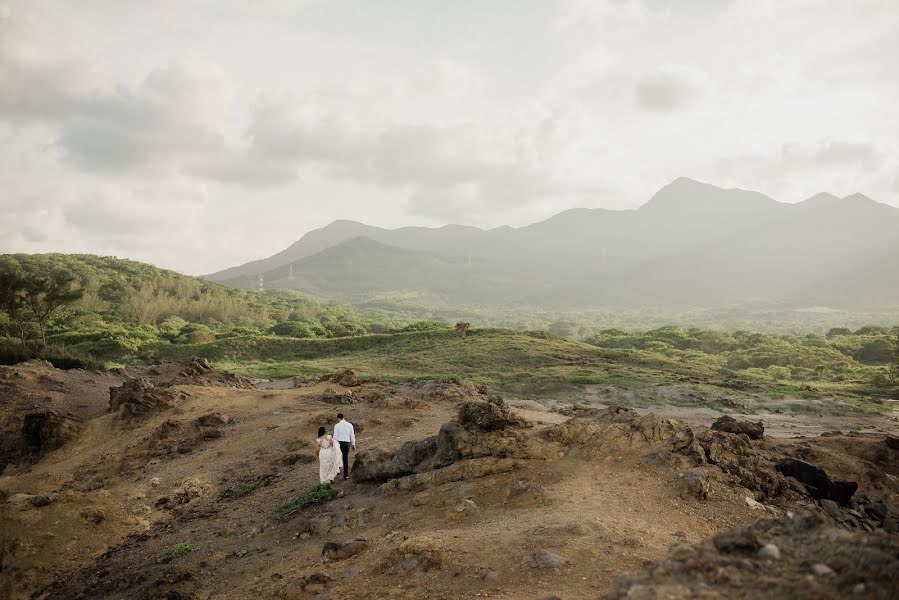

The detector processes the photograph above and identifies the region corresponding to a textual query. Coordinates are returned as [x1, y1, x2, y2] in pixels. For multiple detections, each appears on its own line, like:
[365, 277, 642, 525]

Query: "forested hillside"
[0, 254, 414, 366]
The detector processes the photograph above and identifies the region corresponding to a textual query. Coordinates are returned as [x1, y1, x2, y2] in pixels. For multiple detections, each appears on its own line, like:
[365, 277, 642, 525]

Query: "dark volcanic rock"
[352, 398, 533, 483]
[320, 389, 358, 405]
[603, 513, 899, 599]
[457, 397, 531, 432]
[29, 495, 52, 507]
[109, 378, 180, 419]
[713, 529, 761, 553]
[776, 458, 858, 506]
[322, 538, 367, 560]
[711, 415, 764, 440]
[22, 410, 81, 454]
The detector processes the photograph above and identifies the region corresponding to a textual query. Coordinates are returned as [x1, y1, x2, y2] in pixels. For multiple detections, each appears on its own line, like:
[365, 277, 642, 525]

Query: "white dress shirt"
[333, 419, 356, 445]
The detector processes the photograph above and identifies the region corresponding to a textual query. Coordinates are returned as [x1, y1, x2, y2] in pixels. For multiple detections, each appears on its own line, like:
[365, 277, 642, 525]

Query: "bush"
[279, 483, 337, 515]
[160, 542, 197, 559]
[177, 323, 215, 344]
[269, 322, 318, 338]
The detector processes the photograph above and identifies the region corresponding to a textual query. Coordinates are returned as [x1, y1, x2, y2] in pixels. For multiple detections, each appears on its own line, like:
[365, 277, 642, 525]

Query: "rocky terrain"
[0, 361, 897, 599]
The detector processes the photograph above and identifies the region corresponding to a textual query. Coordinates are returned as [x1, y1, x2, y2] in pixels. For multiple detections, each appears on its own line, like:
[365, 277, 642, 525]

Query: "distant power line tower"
[258, 275, 264, 293]
[288, 264, 294, 280]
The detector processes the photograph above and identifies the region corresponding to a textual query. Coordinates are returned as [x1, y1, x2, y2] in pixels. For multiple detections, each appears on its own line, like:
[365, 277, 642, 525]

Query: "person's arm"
[350, 423, 356, 448]
[328, 434, 335, 448]
[315, 440, 320, 458]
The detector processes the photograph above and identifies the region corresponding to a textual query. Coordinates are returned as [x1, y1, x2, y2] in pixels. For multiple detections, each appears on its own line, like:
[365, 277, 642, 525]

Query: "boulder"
[534, 549, 569, 569]
[109, 378, 180, 419]
[195, 412, 228, 427]
[457, 397, 531, 432]
[328, 369, 360, 387]
[680, 469, 709, 500]
[322, 538, 367, 561]
[711, 415, 764, 440]
[319, 389, 358, 405]
[29, 495, 52, 507]
[713, 529, 760, 554]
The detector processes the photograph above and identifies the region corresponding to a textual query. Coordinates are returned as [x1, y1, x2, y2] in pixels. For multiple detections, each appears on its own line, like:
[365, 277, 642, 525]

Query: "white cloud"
[634, 65, 709, 112]
[1, 0, 898, 274]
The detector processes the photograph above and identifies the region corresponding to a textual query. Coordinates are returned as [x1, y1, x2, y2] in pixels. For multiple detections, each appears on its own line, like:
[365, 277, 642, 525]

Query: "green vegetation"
[279, 483, 337, 516]
[159, 542, 197, 559]
[0, 253, 895, 411]
[152, 326, 896, 403]
[230, 478, 273, 498]
[0, 254, 419, 367]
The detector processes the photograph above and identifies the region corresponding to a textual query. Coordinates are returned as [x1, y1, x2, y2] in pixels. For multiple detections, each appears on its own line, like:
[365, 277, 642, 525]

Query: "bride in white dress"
[316, 426, 341, 484]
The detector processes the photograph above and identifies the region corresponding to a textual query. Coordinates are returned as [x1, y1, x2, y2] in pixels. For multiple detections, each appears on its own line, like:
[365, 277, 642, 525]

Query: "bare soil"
[1, 364, 897, 600]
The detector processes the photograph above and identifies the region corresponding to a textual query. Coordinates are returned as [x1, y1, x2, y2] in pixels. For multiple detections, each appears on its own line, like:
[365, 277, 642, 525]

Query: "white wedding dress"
[317, 435, 341, 483]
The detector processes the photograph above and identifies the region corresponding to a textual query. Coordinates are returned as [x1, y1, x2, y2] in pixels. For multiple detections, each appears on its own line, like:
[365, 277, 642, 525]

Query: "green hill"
[0, 253, 416, 365]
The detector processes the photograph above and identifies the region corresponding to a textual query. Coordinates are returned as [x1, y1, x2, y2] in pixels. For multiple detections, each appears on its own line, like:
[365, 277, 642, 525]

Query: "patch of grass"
[230, 478, 272, 498]
[569, 373, 607, 385]
[279, 482, 337, 516]
[160, 542, 197, 559]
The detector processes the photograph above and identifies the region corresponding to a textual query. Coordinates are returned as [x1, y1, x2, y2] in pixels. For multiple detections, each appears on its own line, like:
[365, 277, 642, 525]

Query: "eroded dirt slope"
[0, 363, 897, 600]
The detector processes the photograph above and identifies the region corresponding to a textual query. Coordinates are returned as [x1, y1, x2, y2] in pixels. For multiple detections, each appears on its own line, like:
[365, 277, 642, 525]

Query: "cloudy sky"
[2, 0, 897, 274]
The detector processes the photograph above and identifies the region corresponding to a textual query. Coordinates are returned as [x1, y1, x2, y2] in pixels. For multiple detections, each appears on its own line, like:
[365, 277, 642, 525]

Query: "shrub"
[279, 483, 337, 515]
[160, 542, 197, 559]
[269, 322, 318, 338]
[230, 478, 272, 498]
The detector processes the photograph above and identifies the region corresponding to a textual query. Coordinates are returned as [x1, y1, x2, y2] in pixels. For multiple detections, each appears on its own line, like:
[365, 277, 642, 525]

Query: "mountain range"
[206, 178, 899, 310]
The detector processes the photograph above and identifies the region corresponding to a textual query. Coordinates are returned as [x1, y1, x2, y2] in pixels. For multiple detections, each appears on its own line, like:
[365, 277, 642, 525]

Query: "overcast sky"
[2, 0, 897, 274]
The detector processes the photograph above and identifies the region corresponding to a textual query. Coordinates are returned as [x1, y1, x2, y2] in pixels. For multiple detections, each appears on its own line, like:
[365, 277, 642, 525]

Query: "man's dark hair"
[317, 426, 326, 437]
[337, 413, 344, 420]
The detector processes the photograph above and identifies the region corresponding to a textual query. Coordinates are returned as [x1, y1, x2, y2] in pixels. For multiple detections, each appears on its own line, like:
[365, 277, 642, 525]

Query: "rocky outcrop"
[542, 406, 697, 456]
[109, 378, 182, 419]
[776, 458, 858, 506]
[457, 397, 531, 431]
[711, 415, 764, 439]
[22, 410, 81, 456]
[147, 358, 255, 389]
[353, 397, 538, 484]
[319, 389, 358, 405]
[602, 513, 899, 599]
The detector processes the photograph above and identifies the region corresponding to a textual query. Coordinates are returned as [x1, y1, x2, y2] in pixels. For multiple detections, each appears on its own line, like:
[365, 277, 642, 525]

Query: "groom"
[333, 413, 356, 481]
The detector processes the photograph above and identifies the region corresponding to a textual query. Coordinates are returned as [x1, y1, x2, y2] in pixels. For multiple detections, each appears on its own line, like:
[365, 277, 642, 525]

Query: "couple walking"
[315, 412, 356, 484]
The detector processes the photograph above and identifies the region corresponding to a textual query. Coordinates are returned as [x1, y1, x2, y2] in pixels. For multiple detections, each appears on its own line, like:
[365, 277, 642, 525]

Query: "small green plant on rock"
[279, 482, 337, 516]
[230, 477, 272, 498]
[160, 542, 197, 559]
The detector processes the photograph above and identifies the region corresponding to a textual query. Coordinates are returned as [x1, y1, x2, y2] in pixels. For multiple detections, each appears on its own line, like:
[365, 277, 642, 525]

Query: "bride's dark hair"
[317, 426, 326, 437]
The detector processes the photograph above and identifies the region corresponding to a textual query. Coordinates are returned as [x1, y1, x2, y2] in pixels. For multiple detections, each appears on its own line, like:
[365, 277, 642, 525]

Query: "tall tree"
[0, 262, 32, 350]
[24, 270, 85, 347]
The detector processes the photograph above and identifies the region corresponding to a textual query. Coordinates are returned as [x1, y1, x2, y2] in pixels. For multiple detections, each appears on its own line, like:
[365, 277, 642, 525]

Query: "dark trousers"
[338, 441, 351, 479]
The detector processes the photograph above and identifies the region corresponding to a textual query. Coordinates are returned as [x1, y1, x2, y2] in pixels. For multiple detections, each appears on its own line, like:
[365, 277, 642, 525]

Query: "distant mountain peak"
[842, 192, 877, 204]
[641, 177, 776, 213]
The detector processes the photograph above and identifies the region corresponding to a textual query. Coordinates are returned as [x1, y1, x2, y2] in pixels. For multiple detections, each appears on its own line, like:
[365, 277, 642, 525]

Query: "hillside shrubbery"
[0, 254, 424, 366]
[586, 326, 899, 385]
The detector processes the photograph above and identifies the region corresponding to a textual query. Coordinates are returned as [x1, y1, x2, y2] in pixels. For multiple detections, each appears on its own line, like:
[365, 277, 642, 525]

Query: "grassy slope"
[150, 328, 890, 410]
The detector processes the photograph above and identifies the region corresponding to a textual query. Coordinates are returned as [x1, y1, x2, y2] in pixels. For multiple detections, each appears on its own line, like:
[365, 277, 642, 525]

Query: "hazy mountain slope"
[205, 178, 899, 309]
